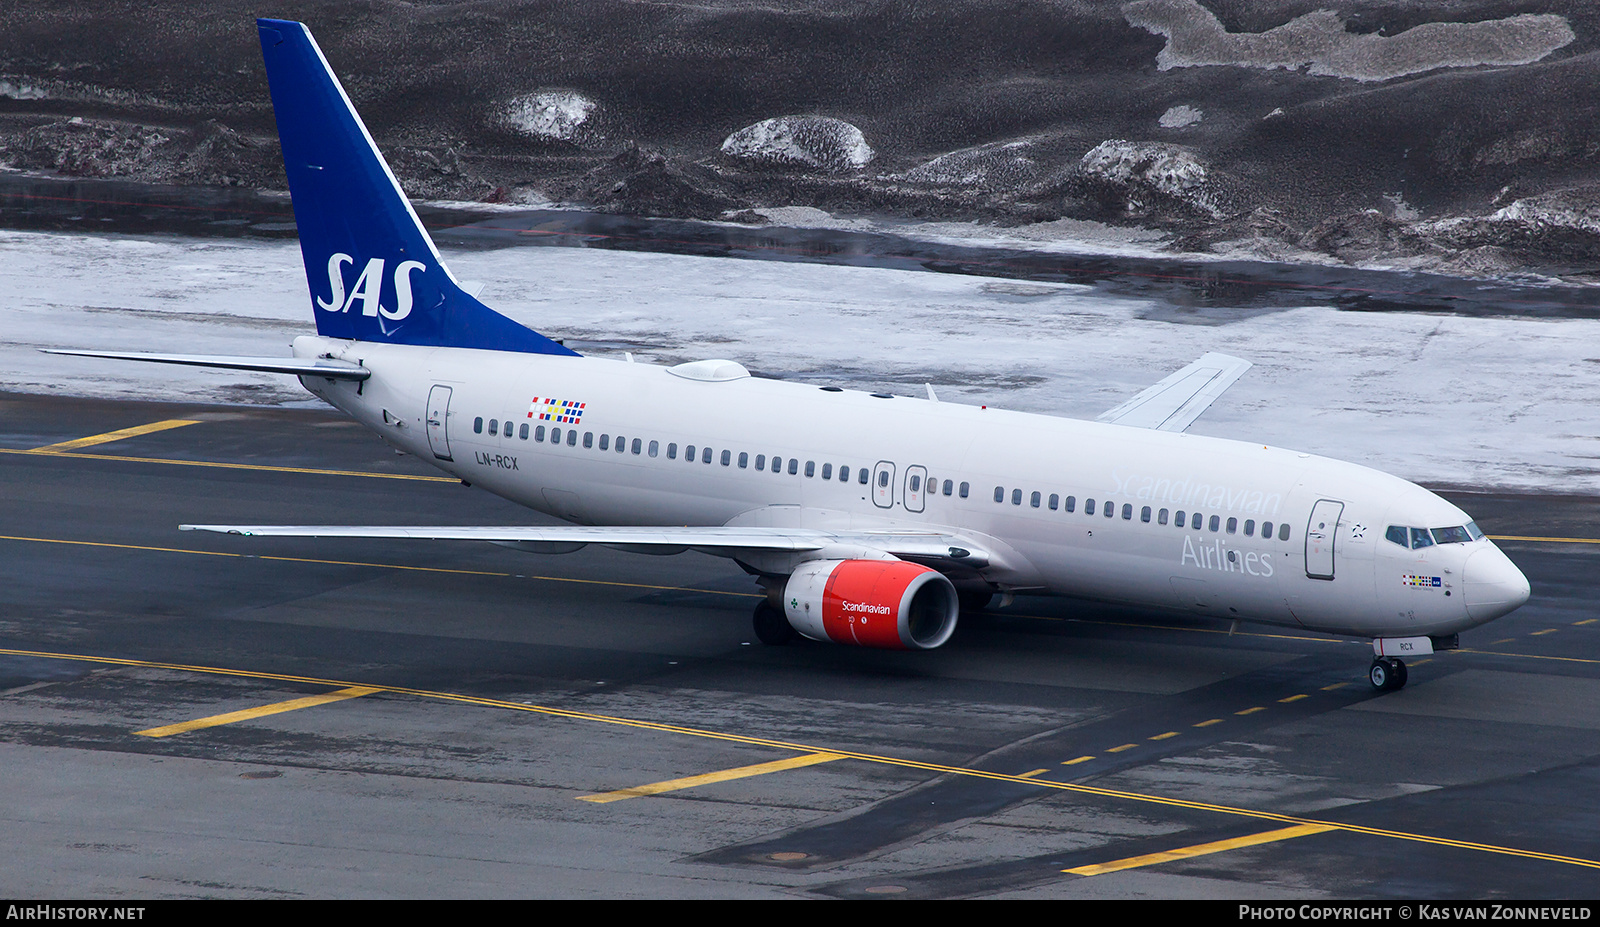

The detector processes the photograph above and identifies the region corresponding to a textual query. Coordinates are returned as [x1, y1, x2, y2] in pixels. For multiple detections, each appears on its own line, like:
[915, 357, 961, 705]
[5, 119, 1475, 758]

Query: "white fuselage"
[292, 334, 1530, 641]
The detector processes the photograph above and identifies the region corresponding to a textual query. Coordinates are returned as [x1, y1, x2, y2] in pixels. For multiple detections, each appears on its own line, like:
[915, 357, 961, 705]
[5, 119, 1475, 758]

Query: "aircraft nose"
[1462, 545, 1531, 621]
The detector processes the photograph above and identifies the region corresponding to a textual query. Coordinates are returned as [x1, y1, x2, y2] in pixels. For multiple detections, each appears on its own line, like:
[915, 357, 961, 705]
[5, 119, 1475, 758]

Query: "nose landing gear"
[1369, 657, 1408, 691]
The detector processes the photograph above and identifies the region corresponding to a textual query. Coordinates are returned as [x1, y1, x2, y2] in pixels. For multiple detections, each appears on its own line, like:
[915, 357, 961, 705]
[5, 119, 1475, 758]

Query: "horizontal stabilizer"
[1096, 352, 1251, 433]
[42, 349, 371, 381]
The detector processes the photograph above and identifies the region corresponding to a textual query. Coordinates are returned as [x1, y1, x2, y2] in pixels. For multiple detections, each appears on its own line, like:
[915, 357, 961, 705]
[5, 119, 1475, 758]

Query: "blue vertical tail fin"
[256, 19, 576, 356]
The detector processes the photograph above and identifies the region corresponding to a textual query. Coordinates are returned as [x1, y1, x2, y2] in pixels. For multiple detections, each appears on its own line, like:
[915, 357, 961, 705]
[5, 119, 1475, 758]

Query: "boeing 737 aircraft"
[50, 19, 1531, 692]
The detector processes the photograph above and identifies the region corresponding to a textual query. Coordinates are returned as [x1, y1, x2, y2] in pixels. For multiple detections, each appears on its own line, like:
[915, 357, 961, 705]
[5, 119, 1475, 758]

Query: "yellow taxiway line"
[135, 686, 381, 737]
[0, 533, 759, 599]
[577, 752, 844, 803]
[1064, 823, 1339, 876]
[26, 419, 202, 452]
[4, 647, 1599, 872]
[1, 446, 459, 483]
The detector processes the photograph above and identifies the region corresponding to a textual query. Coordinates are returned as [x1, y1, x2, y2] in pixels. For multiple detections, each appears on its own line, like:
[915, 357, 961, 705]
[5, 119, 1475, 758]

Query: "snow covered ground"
[5, 228, 1597, 494]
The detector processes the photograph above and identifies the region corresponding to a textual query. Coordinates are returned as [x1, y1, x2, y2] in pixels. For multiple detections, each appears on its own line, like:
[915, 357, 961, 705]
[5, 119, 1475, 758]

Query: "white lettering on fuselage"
[1111, 469, 1281, 516]
[315, 253, 426, 321]
[1181, 535, 1274, 577]
[841, 601, 891, 615]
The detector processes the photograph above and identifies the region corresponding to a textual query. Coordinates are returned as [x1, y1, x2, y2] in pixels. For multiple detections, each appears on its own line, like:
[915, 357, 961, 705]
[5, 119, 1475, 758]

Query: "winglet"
[1096, 353, 1252, 432]
[257, 19, 576, 356]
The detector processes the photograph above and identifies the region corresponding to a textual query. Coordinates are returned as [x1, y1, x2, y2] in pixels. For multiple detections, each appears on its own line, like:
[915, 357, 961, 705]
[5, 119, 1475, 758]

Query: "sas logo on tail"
[316, 253, 426, 321]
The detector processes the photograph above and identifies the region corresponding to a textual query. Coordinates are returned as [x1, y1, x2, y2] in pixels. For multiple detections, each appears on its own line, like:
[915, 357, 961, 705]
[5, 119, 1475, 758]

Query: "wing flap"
[1096, 352, 1251, 433]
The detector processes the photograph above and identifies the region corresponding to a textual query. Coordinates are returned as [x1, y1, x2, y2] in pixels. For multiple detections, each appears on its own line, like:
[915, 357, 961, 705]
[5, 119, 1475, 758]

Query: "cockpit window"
[1391, 523, 1481, 548]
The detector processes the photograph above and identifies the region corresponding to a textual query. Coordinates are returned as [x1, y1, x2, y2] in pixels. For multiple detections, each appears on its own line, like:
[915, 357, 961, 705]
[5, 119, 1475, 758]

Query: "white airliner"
[49, 19, 1531, 692]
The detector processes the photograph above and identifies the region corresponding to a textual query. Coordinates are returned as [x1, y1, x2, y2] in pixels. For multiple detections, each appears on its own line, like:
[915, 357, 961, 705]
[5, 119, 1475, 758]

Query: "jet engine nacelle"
[782, 559, 959, 650]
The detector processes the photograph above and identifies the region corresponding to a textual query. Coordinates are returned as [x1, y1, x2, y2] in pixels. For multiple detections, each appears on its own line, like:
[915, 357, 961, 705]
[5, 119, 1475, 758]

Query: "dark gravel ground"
[4, 1, 1600, 279]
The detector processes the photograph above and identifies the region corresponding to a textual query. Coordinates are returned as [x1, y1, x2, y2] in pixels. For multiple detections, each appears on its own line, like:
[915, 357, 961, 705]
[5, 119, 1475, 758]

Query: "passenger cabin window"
[1086, 499, 1096, 515]
[1141, 506, 1151, 523]
[598, 433, 607, 450]
[1262, 521, 1273, 539]
[721, 450, 731, 466]
[474, 417, 483, 434]
[1064, 495, 1075, 513]
[1013, 489, 1023, 505]
[1209, 515, 1220, 532]
[667, 443, 677, 459]
[806, 461, 815, 477]
[1030, 491, 1040, 508]
[1048, 493, 1058, 511]
[788, 458, 798, 475]
[1158, 508, 1168, 525]
[1122, 504, 1132, 520]
[822, 463, 833, 480]
[1105, 503, 1114, 519]
[1226, 517, 1237, 534]
[1278, 523, 1291, 541]
[704, 447, 714, 464]
[1176, 511, 1186, 528]
[519, 423, 529, 440]
[488, 419, 498, 436]
[959, 482, 969, 498]
[583, 432, 593, 448]
[738, 452, 748, 468]
[1244, 519, 1254, 536]
[994, 487, 1005, 503]
[858, 469, 869, 484]
[631, 438, 642, 455]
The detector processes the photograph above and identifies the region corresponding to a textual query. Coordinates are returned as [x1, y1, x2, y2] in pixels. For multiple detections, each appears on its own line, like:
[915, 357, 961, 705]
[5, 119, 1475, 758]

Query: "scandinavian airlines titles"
[1111, 469, 1283, 516]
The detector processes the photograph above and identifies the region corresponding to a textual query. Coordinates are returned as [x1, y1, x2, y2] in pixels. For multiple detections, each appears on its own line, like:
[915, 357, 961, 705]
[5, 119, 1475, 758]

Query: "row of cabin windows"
[472, 416, 975, 496]
[991, 485, 1292, 541]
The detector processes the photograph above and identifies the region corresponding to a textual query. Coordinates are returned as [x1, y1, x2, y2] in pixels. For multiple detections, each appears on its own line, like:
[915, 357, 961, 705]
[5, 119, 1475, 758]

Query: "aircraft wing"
[1095, 352, 1251, 433]
[179, 524, 989, 564]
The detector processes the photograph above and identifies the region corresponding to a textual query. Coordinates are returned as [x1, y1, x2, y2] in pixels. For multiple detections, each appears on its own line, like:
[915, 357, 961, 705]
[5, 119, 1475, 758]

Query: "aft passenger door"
[426, 385, 454, 461]
[872, 460, 896, 509]
[1305, 499, 1344, 580]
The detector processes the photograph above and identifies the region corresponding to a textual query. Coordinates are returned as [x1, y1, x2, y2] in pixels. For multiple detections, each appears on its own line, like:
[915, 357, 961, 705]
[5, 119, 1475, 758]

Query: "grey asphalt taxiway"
[2, 393, 1598, 899]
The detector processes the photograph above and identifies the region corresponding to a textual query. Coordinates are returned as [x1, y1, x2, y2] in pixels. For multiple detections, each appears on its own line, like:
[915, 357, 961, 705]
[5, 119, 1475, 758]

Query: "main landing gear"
[1369, 657, 1409, 692]
[753, 601, 796, 646]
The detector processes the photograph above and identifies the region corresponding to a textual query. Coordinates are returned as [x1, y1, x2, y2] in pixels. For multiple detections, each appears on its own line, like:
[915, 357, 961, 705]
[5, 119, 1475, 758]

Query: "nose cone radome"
[1463, 545, 1531, 622]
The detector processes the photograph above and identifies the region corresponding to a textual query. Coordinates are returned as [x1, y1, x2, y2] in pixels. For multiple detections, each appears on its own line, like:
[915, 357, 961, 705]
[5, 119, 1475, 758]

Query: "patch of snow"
[1123, 0, 1574, 82]
[721, 116, 873, 173]
[499, 90, 596, 142]
[1080, 139, 1223, 218]
[10, 228, 1600, 494]
[1158, 105, 1203, 128]
[0, 79, 47, 100]
[900, 139, 1040, 190]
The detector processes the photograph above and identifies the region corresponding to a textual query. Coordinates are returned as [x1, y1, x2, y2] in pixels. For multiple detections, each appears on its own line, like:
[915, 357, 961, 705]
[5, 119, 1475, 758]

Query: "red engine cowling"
[782, 559, 959, 650]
